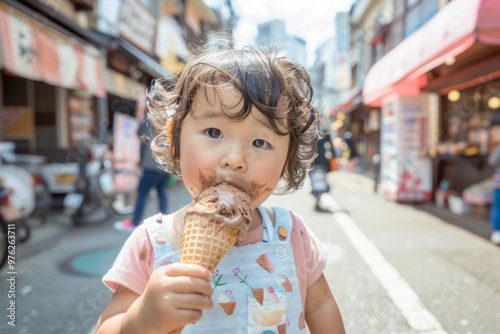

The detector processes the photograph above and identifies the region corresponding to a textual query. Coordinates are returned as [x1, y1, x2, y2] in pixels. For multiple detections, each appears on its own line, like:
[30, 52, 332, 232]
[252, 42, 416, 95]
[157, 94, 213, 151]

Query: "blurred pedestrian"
[113, 117, 170, 233]
[342, 131, 359, 170]
[487, 143, 500, 245]
[310, 131, 335, 212]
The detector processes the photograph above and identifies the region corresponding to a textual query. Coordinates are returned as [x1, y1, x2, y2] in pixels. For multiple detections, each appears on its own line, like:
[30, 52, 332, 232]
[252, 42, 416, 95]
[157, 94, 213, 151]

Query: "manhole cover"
[60, 247, 120, 276]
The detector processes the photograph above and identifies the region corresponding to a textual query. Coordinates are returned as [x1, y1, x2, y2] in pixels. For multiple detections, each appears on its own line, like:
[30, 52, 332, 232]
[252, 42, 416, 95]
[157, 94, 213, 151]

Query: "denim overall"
[145, 207, 306, 333]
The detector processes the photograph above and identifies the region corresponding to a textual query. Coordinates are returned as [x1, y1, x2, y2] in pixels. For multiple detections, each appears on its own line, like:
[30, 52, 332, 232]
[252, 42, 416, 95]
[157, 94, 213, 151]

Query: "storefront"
[97, 0, 178, 167]
[362, 0, 500, 214]
[0, 2, 106, 150]
[0, 1, 106, 193]
[328, 93, 368, 170]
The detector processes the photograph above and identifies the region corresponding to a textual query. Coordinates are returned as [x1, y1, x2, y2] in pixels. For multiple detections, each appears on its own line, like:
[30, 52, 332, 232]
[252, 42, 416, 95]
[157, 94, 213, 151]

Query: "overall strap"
[143, 214, 174, 269]
[258, 206, 294, 243]
[271, 207, 294, 242]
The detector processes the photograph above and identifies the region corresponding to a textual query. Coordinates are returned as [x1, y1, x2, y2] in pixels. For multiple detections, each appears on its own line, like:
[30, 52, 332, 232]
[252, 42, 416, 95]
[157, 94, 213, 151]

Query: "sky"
[232, 0, 354, 57]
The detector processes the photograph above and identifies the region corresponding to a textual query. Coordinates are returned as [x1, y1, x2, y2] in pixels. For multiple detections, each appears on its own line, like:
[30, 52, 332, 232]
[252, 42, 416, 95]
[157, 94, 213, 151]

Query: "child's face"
[179, 87, 290, 208]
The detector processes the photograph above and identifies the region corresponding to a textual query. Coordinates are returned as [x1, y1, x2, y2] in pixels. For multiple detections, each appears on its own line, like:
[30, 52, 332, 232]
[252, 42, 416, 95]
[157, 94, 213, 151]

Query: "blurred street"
[1, 0, 499, 332]
[1, 170, 499, 334]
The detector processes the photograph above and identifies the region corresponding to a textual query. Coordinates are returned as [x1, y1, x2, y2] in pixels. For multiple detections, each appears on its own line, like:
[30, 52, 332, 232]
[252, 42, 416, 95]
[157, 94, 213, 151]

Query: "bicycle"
[63, 144, 140, 225]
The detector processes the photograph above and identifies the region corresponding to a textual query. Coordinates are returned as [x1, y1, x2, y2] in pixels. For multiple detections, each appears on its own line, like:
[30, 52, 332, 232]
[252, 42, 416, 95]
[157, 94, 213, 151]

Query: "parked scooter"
[2, 153, 53, 223]
[64, 143, 139, 225]
[0, 180, 31, 269]
[0, 143, 34, 243]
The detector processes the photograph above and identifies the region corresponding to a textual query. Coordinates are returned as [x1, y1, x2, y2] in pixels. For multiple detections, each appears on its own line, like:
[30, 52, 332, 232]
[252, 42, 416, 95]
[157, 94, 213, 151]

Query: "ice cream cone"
[218, 292, 236, 315]
[170, 183, 253, 333]
[256, 253, 275, 273]
[279, 274, 293, 292]
[170, 214, 241, 334]
[180, 212, 241, 271]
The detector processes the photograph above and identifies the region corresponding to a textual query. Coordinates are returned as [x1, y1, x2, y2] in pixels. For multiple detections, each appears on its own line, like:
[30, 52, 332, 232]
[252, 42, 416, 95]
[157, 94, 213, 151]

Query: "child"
[96, 42, 345, 334]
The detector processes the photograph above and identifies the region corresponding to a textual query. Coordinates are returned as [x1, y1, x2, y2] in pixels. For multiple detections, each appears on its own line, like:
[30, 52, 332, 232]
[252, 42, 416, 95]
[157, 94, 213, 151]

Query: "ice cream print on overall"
[96, 41, 346, 334]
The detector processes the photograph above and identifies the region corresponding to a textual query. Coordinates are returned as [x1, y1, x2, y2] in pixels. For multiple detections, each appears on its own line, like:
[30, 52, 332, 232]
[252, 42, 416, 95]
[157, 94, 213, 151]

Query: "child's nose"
[220, 144, 247, 172]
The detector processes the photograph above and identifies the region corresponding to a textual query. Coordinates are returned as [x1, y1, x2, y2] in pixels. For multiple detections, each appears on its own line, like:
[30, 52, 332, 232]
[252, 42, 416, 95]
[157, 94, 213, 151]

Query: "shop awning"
[362, 0, 500, 107]
[105, 68, 146, 101]
[326, 93, 362, 118]
[0, 4, 106, 97]
[115, 38, 177, 83]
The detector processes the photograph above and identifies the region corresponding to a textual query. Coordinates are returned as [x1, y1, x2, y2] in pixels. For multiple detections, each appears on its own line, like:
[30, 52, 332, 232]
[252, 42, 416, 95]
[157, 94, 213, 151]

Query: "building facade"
[0, 0, 230, 192]
[355, 0, 498, 221]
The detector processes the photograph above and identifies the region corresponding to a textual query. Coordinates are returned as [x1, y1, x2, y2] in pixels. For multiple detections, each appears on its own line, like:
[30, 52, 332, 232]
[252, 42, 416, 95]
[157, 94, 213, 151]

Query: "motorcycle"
[309, 165, 331, 212]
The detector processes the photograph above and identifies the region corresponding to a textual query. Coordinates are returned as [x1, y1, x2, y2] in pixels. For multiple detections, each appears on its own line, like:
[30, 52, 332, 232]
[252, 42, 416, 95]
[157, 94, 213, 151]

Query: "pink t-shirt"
[103, 208, 328, 307]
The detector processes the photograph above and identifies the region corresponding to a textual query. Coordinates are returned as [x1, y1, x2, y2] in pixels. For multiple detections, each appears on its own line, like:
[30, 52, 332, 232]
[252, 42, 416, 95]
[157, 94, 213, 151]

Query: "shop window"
[439, 80, 500, 157]
[2, 72, 28, 106]
[1, 73, 32, 149]
[34, 82, 57, 149]
[404, 0, 439, 38]
[387, 18, 404, 51]
[394, 0, 405, 18]
[370, 33, 385, 65]
[406, 0, 418, 7]
[351, 63, 358, 89]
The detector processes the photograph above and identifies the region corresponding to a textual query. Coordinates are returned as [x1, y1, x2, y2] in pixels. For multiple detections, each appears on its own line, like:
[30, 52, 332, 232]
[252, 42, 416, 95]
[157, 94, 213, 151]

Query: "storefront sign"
[118, 0, 156, 54]
[0, 4, 106, 97]
[0, 106, 34, 139]
[156, 16, 188, 75]
[40, 0, 76, 20]
[105, 68, 146, 101]
[113, 113, 140, 192]
[380, 95, 432, 203]
[113, 112, 140, 168]
[335, 12, 351, 90]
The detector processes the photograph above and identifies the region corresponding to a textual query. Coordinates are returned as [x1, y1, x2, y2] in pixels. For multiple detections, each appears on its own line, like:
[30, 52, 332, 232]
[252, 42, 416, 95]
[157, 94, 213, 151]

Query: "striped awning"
[0, 3, 106, 97]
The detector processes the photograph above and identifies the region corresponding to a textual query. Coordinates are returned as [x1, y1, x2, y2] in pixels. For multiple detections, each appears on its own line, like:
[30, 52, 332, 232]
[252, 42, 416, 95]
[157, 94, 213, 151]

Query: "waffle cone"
[180, 212, 240, 271]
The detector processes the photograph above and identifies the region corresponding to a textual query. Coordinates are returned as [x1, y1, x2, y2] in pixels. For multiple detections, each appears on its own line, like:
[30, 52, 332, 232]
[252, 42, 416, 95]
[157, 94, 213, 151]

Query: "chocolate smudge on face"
[197, 167, 272, 203]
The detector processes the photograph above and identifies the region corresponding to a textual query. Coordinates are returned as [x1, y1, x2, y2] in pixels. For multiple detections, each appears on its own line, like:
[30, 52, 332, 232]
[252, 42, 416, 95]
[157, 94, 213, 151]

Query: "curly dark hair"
[147, 42, 319, 193]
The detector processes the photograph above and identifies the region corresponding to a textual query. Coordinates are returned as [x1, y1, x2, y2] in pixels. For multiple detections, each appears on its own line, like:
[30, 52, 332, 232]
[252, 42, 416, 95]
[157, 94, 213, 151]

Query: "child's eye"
[253, 139, 271, 149]
[204, 128, 222, 139]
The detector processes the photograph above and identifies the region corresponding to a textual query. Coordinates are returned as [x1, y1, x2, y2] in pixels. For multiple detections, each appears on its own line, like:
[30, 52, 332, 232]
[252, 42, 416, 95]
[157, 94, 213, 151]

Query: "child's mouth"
[197, 170, 270, 202]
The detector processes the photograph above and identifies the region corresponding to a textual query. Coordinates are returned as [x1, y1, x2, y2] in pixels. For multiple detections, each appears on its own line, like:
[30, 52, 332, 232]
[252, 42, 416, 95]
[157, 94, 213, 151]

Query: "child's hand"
[137, 263, 214, 333]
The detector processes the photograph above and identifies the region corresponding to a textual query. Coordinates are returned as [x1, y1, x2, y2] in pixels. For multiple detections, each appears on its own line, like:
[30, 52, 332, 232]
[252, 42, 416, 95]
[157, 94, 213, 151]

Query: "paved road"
[1, 172, 499, 334]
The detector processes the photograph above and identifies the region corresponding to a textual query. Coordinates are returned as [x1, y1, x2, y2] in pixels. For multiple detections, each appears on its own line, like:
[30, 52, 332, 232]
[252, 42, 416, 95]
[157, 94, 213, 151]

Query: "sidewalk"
[332, 170, 492, 241]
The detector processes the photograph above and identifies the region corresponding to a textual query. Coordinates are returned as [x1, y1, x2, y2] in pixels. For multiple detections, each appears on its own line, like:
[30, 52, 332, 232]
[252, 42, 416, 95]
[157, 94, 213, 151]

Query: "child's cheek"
[180, 153, 212, 195]
[254, 165, 282, 185]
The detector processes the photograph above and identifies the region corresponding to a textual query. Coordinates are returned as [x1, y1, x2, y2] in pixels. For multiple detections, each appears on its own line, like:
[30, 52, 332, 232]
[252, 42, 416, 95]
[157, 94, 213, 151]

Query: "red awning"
[326, 99, 353, 118]
[326, 93, 363, 118]
[0, 4, 106, 97]
[362, 0, 500, 107]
